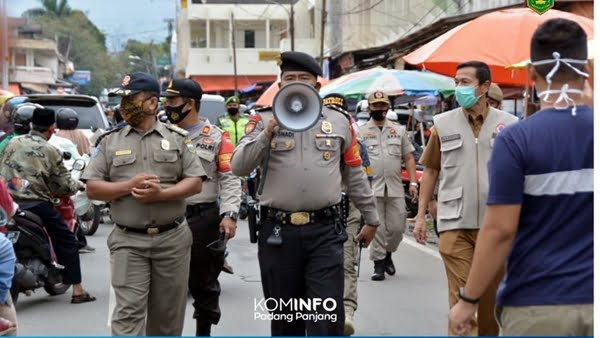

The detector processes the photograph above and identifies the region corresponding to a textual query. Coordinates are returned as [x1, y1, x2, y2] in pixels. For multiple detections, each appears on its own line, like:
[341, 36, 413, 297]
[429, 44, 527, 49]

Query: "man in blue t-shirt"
[449, 18, 593, 336]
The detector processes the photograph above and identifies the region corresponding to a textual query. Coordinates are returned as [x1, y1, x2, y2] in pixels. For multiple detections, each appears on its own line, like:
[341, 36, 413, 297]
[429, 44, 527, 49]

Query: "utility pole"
[319, 0, 327, 68]
[290, 2, 295, 51]
[231, 11, 239, 95]
[1, 0, 8, 90]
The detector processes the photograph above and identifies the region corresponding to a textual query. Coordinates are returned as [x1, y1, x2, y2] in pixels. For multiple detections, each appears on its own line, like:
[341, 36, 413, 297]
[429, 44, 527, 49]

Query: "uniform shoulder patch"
[166, 124, 189, 137]
[93, 125, 125, 148]
[212, 125, 225, 133]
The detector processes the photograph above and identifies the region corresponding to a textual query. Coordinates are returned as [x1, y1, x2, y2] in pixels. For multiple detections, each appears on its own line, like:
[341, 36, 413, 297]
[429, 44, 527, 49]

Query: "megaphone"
[272, 82, 322, 132]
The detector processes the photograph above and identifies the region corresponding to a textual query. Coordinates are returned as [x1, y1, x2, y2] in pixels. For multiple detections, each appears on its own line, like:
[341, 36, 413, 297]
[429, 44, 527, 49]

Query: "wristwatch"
[458, 287, 479, 304]
[221, 211, 238, 221]
[410, 182, 419, 187]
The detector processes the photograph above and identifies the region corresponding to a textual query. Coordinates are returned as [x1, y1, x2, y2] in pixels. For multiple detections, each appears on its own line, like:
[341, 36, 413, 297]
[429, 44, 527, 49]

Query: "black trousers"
[23, 202, 82, 285]
[76, 222, 87, 249]
[186, 203, 224, 326]
[258, 219, 347, 336]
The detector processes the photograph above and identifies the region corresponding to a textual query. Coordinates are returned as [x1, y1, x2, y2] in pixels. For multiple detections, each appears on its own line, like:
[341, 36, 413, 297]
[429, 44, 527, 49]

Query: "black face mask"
[165, 102, 192, 123]
[370, 110, 386, 121]
[227, 108, 239, 115]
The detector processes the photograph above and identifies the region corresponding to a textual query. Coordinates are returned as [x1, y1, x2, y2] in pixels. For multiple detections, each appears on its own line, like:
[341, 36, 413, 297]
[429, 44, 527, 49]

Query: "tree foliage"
[25, 1, 122, 96]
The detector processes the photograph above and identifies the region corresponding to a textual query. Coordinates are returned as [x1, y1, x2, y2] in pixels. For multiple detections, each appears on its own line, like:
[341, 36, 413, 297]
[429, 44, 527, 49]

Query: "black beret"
[322, 93, 348, 111]
[279, 51, 322, 78]
[32, 108, 56, 127]
[109, 72, 160, 97]
[160, 79, 203, 99]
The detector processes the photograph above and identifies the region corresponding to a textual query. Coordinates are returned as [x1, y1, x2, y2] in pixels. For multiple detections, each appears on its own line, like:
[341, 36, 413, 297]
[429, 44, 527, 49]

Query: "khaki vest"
[434, 107, 518, 232]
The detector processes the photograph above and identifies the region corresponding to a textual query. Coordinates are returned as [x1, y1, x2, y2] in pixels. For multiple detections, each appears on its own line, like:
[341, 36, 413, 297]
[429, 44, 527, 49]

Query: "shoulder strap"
[165, 124, 189, 137]
[93, 124, 126, 148]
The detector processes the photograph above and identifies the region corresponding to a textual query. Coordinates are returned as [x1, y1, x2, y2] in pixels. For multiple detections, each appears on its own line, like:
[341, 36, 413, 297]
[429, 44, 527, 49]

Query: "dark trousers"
[258, 219, 347, 336]
[186, 203, 224, 329]
[23, 201, 81, 285]
[76, 222, 87, 249]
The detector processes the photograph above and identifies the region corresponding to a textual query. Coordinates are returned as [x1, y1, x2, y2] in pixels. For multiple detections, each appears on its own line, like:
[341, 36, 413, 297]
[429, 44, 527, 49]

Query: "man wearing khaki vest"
[413, 61, 518, 336]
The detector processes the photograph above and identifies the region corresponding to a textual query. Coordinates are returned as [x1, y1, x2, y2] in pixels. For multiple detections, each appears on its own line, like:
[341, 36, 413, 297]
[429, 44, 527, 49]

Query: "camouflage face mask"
[120, 95, 151, 127]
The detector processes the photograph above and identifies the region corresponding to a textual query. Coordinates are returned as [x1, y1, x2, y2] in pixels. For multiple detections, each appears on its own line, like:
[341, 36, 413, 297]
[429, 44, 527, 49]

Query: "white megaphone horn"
[272, 82, 322, 132]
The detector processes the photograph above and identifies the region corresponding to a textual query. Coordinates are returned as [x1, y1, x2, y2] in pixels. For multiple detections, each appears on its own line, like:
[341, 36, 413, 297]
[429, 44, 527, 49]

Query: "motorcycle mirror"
[0, 208, 8, 227]
[62, 152, 72, 161]
[72, 159, 86, 171]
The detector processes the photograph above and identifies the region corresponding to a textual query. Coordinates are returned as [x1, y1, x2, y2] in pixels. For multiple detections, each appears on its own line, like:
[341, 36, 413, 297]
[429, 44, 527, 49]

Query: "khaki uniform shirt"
[0, 131, 80, 203]
[230, 107, 380, 225]
[360, 119, 415, 198]
[420, 106, 489, 170]
[185, 120, 241, 214]
[81, 120, 206, 228]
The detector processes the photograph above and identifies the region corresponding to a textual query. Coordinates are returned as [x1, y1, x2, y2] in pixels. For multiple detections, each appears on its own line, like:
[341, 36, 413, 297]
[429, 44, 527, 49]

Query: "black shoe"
[385, 252, 396, 276]
[371, 260, 385, 281]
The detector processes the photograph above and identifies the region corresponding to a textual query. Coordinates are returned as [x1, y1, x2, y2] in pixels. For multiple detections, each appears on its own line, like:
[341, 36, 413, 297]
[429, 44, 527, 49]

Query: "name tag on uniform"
[115, 150, 132, 156]
[441, 134, 461, 143]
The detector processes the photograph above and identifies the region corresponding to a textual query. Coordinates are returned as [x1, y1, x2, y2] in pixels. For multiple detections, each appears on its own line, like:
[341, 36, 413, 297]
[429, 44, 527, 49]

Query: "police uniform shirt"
[230, 106, 380, 226]
[359, 119, 414, 198]
[186, 119, 241, 214]
[81, 120, 207, 227]
[0, 131, 80, 203]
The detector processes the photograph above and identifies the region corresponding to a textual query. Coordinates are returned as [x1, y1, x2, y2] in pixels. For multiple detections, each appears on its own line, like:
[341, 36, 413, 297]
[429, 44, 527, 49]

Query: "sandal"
[0, 317, 16, 335]
[71, 292, 97, 304]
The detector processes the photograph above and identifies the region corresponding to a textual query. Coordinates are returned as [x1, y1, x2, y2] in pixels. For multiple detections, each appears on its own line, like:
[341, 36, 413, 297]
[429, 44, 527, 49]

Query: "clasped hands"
[129, 173, 162, 203]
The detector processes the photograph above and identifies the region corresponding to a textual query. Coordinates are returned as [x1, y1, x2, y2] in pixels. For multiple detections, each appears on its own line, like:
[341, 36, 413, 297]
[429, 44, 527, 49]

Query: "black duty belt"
[186, 202, 219, 214]
[116, 217, 185, 235]
[264, 205, 340, 226]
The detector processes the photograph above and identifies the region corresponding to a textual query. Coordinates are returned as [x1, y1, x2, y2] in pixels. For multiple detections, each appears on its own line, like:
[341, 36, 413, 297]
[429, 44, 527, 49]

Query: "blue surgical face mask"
[455, 85, 483, 109]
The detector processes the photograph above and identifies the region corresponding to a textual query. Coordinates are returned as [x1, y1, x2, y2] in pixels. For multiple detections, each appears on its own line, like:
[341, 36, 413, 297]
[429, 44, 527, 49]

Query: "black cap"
[279, 51, 322, 78]
[322, 93, 348, 111]
[32, 108, 56, 127]
[109, 72, 160, 97]
[160, 79, 203, 99]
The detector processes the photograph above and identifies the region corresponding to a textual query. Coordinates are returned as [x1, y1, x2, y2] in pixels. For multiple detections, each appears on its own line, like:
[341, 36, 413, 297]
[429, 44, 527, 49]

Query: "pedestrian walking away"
[413, 60, 518, 336]
[449, 18, 593, 337]
[231, 51, 380, 336]
[82, 72, 207, 336]
[161, 78, 241, 336]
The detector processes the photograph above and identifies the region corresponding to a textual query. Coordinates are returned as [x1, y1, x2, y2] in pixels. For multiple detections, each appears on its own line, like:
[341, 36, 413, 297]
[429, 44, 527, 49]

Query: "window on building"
[244, 30, 255, 48]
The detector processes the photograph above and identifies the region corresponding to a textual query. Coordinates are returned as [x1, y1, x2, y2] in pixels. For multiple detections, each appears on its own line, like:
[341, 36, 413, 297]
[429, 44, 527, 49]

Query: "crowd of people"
[0, 17, 593, 337]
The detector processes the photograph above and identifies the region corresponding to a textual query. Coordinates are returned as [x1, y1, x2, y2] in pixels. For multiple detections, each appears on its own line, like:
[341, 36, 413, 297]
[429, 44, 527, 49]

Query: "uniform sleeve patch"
[245, 120, 257, 135]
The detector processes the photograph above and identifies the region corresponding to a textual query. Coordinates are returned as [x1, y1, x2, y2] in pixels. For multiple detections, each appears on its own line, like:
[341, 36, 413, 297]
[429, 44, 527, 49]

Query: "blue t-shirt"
[487, 105, 593, 307]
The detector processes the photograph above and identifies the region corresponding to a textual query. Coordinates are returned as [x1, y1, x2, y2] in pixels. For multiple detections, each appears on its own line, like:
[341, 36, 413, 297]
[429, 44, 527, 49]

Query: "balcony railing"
[9, 66, 56, 84]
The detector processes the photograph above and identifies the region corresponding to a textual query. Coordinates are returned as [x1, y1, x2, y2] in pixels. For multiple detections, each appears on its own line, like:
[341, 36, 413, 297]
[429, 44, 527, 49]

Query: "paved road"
[14, 218, 449, 336]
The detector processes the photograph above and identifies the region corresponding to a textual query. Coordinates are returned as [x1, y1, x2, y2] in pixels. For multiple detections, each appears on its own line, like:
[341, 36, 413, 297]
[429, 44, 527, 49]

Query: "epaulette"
[254, 106, 272, 113]
[165, 124, 189, 137]
[212, 125, 224, 134]
[324, 104, 352, 122]
[94, 124, 125, 148]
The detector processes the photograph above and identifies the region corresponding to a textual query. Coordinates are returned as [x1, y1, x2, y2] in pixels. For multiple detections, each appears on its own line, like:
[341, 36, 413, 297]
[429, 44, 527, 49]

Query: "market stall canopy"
[319, 67, 456, 99]
[403, 8, 593, 87]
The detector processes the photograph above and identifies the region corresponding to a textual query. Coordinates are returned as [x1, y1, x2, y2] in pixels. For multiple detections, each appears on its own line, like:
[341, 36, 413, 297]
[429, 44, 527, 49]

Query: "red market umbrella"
[403, 8, 593, 86]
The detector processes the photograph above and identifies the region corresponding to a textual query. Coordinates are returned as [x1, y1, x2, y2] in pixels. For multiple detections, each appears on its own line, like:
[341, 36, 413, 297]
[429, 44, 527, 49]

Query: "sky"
[7, 0, 176, 51]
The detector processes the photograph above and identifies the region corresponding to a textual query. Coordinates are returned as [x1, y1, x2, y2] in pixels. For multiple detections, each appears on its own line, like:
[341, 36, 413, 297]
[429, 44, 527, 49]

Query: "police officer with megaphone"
[231, 51, 380, 336]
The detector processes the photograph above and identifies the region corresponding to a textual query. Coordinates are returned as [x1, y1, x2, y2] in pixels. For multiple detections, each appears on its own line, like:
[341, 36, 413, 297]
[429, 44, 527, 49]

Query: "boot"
[371, 259, 385, 281]
[195, 321, 211, 336]
[384, 252, 396, 276]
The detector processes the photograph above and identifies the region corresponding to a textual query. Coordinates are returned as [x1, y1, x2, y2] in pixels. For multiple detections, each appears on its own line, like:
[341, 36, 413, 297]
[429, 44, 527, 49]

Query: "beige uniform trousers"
[439, 229, 503, 336]
[343, 201, 361, 316]
[498, 304, 593, 336]
[107, 223, 193, 336]
[369, 189, 406, 261]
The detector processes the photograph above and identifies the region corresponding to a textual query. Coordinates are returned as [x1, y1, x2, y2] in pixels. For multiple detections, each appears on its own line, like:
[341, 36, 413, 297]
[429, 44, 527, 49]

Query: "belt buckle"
[290, 212, 310, 226]
[147, 227, 159, 235]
